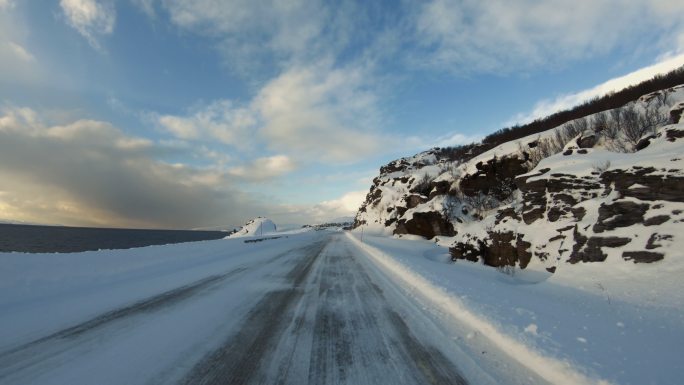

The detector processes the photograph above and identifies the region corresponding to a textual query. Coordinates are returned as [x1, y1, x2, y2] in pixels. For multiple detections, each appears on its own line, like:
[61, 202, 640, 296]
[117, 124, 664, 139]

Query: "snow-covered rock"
[355, 83, 684, 272]
[226, 217, 277, 238]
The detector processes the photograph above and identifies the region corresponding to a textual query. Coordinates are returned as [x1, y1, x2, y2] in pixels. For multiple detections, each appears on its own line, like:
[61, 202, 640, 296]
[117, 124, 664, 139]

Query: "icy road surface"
[0, 231, 547, 385]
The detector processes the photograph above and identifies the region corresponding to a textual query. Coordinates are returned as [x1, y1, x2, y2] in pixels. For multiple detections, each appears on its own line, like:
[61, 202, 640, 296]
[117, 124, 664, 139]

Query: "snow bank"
[227, 217, 277, 238]
[348, 232, 684, 385]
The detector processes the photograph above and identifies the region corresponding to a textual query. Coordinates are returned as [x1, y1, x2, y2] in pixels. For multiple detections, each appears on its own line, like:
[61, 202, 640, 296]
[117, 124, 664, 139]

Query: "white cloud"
[0, 0, 14, 10]
[158, 0, 330, 70]
[154, 100, 257, 146]
[0, 106, 267, 229]
[0, 5, 42, 83]
[60, 0, 116, 50]
[509, 54, 684, 125]
[415, 0, 684, 73]
[277, 190, 366, 224]
[305, 190, 366, 223]
[228, 155, 296, 181]
[254, 62, 383, 162]
[6, 41, 34, 62]
[432, 132, 482, 148]
[154, 61, 384, 164]
[131, 0, 155, 17]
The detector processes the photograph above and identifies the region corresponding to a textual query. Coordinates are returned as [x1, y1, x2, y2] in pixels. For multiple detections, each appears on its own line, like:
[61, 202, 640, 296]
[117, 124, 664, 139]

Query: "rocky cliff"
[354, 85, 684, 270]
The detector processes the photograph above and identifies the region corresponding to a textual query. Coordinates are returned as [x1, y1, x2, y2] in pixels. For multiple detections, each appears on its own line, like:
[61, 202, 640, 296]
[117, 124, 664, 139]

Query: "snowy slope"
[347, 82, 684, 385]
[355, 84, 684, 271]
[0, 231, 561, 385]
[226, 217, 277, 238]
[349, 232, 684, 385]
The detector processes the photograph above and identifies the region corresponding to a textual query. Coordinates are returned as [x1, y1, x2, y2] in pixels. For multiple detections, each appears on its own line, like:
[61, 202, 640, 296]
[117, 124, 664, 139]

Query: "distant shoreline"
[0, 223, 227, 254]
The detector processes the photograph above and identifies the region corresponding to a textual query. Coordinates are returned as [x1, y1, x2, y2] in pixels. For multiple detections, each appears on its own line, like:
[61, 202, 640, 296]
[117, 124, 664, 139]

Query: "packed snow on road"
[0, 226, 681, 385]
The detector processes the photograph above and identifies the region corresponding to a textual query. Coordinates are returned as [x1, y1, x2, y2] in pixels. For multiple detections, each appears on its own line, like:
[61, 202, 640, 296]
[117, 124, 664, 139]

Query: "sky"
[1, 0, 684, 230]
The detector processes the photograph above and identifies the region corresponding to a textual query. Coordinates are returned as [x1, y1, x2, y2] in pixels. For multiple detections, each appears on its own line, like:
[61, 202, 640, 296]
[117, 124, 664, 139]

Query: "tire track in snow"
[183, 235, 468, 385]
[179, 239, 329, 385]
[305, 237, 468, 385]
[0, 244, 307, 383]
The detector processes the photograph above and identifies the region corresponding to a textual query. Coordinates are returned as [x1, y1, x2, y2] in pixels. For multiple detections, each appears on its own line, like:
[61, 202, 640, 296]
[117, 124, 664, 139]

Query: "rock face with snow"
[462, 126, 684, 269]
[227, 217, 277, 238]
[355, 85, 684, 271]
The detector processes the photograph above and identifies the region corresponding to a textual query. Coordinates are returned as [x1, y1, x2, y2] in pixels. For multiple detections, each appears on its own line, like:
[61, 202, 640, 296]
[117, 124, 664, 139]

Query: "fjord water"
[0, 224, 227, 253]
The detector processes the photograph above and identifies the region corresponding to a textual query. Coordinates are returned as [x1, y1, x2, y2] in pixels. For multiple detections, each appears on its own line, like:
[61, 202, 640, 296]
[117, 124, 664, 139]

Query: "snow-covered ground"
[227, 217, 277, 238]
[1, 229, 681, 384]
[350, 231, 684, 385]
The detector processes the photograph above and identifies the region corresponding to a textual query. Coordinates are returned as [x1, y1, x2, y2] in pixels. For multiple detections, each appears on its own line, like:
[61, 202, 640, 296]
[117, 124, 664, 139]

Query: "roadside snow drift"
[227, 217, 277, 238]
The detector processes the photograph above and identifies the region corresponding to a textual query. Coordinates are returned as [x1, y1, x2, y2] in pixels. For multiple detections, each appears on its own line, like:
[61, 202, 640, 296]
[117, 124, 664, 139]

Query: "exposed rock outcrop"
[395, 211, 455, 238]
[356, 86, 684, 270]
[459, 155, 528, 200]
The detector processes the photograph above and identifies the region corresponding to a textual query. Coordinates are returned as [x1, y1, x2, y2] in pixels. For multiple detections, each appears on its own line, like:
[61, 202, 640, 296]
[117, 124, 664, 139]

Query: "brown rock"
[644, 215, 670, 226]
[450, 241, 482, 263]
[522, 206, 545, 224]
[495, 207, 520, 224]
[670, 104, 684, 124]
[593, 201, 649, 233]
[666, 128, 684, 142]
[569, 225, 631, 263]
[635, 134, 658, 151]
[405, 194, 428, 209]
[459, 155, 528, 200]
[429, 180, 450, 199]
[601, 167, 684, 202]
[577, 133, 597, 149]
[547, 207, 563, 222]
[394, 211, 455, 239]
[571, 207, 586, 221]
[622, 251, 664, 263]
[489, 233, 531, 268]
[646, 233, 673, 249]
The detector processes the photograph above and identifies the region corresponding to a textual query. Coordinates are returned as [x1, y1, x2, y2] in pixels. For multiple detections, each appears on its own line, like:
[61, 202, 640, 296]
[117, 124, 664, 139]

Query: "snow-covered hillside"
[226, 217, 277, 238]
[354, 84, 684, 274]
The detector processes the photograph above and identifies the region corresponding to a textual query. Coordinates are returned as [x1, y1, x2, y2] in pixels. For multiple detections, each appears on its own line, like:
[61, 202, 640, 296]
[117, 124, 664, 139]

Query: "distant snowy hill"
[355, 83, 684, 273]
[226, 217, 277, 238]
[326, 216, 354, 224]
[0, 219, 60, 227]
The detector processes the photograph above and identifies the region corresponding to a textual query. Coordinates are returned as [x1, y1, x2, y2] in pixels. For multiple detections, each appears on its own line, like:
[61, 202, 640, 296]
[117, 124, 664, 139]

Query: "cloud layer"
[5, 0, 684, 228]
[0, 106, 266, 229]
[415, 0, 684, 73]
[60, 0, 115, 49]
[509, 53, 684, 125]
[155, 61, 384, 164]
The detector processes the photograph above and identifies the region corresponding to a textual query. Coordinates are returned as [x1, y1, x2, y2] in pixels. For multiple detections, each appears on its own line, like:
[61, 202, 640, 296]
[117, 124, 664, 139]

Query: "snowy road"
[0, 232, 477, 385]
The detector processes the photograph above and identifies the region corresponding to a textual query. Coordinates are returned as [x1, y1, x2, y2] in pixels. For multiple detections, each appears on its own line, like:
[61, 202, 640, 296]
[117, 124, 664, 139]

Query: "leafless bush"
[605, 138, 631, 153]
[441, 196, 460, 220]
[592, 111, 609, 134]
[622, 105, 647, 148]
[565, 117, 588, 138]
[462, 193, 500, 218]
[445, 162, 461, 179]
[523, 131, 568, 169]
[640, 103, 668, 135]
[609, 107, 623, 130]
[412, 173, 433, 196]
[603, 109, 621, 140]
[497, 265, 517, 276]
[493, 180, 516, 205]
[648, 92, 668, 110]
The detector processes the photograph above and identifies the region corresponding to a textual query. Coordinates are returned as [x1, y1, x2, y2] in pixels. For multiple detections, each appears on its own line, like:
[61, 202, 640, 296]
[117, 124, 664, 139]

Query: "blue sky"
[1, 0, 683, 229]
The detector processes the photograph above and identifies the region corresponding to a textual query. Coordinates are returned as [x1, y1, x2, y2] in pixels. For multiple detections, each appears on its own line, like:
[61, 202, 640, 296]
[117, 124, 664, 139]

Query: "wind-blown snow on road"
[1, 230, 677, 384]
[0, 231, 489, 385]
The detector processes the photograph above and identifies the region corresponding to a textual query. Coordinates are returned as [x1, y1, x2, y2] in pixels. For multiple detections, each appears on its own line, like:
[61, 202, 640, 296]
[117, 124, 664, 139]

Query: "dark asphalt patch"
[180, 239, 329, 385]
